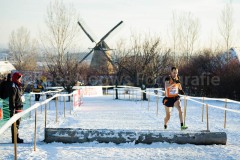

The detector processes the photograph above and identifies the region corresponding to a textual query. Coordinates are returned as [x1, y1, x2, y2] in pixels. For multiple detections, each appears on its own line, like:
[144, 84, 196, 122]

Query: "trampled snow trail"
[1, 95, 240, 160]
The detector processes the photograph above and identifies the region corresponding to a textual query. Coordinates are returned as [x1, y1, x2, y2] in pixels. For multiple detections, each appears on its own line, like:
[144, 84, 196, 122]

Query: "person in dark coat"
[33, 80, 44, 101]
[9, 72, 24, 143]
[0, 73, 12, 99]
[0, 74, 12, 121]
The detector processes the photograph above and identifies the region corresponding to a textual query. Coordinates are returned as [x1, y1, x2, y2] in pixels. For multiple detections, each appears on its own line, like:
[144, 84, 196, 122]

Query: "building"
[0, 61, 16, 75]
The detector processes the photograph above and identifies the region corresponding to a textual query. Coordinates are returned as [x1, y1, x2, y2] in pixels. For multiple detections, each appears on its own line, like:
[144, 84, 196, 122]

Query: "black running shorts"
[162, 95, 180, 107]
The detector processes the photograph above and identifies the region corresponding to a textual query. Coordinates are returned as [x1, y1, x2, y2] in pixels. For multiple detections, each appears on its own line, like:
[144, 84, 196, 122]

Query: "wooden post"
[29, 94, 32, 118]
[202, 97, 204, 122]
[64, 96, 66, 118]
[49, 97, 51, 110]
[156, 96, 159, 116]
[132, 89, 134, 101]
[45, 103, 47, 128]
[34, 109, 37, 151]
[70, 94, 72, 115]
[206, 104, 209, 131]
[148, 94, 150, 111]
[183, 96, 187, 126]
[55, 97, 58, 123]
[129, 89, 130, 99]
[13, 121, 17, 160]
[113, 88, 114, 99]
[224, 99, 227, 129]
[136, 89, 137, 100]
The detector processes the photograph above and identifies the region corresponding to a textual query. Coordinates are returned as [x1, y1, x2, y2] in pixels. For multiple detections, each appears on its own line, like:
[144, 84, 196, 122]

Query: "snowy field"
[1, 93, 240, 160]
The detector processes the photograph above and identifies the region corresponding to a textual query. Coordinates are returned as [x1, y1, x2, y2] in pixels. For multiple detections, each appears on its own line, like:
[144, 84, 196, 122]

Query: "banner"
[73, 89, 81, 109]
[73, 86, 103, 96]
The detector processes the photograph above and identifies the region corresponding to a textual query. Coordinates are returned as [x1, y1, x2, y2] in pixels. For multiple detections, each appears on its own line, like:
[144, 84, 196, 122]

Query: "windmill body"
[90, 41, 114, 74]
[78, 20, 123, 75]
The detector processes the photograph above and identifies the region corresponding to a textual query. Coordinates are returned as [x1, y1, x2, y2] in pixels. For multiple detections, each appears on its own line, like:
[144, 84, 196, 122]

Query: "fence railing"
[110, 86, 240, 131]
[0, 89, 82, 160]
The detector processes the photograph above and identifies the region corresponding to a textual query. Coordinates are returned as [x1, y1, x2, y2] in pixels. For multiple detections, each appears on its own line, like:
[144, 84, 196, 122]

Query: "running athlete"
[162, 67, 188, 130]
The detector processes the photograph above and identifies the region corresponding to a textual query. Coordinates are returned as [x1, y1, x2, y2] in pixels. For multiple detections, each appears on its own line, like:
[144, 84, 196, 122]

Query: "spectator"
[9, 72, 24, 143]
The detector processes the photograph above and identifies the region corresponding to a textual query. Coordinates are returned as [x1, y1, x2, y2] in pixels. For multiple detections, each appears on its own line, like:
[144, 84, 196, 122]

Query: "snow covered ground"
[1, 93, 240, 160]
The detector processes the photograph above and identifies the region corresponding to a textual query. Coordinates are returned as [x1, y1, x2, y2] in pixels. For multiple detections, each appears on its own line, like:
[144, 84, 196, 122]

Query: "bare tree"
[114, 33, 171, 87]
[41, 0, 80, 93]
[218, 2, 234, 62]
[169, 11, 178, 65]
[177, 12, 200, 64]
[8, 26, 38, 70]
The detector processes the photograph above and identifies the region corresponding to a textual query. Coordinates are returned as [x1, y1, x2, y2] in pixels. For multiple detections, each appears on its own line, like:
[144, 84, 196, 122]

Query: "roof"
[219, 47, 240, 64]
[0, 61, 16, 74]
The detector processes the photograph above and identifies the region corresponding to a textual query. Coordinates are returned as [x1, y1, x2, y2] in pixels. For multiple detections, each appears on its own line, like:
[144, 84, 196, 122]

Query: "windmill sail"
[77, 20, 123, 75]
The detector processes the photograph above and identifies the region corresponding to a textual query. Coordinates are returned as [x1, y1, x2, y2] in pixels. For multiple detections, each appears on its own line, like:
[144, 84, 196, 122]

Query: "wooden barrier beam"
[45, 128, 227, 145]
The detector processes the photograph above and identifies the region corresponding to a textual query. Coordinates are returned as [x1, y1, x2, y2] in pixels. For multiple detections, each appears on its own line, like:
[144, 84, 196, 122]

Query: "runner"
[162, 67, 188, 130]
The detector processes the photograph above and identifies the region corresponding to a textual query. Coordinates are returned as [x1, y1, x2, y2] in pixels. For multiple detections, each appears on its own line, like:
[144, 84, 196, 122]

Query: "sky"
[0, 0, 240, 51]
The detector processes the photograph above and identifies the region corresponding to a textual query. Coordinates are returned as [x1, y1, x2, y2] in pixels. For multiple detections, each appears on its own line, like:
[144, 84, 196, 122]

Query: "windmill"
[77, 20, 123, 74]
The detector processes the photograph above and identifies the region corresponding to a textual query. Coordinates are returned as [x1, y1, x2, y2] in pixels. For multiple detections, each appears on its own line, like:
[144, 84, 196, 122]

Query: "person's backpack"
[0, 81, 11, 99]
[0, 82, 7, 99]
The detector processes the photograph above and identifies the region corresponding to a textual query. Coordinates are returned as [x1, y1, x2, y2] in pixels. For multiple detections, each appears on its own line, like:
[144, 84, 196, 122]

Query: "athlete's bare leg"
[164, 106, 172, 126]
[174, 99, 183, 123]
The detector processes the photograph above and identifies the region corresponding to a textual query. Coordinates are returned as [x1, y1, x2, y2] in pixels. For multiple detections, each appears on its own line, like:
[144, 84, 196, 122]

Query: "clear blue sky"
[0, 0, 239, 50]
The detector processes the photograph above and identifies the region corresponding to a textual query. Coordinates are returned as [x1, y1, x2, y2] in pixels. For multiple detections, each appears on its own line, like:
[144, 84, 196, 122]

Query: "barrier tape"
[186, 97, 240, 114]
[113, 87, 240, 114]
[0, 91, 76, 135]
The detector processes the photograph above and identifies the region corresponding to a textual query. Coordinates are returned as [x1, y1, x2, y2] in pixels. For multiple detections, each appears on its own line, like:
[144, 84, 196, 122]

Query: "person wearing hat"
[9, 72, 24, 143]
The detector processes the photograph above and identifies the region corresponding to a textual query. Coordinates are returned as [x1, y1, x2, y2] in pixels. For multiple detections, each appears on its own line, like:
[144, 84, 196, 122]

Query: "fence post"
[202, 97, 204, 122]
[148, 94, 150, 111]
[55, 97, 58, 123]
[70, 94, 72, 115]
[45, 103, 47, 128]
[224, 99, 227, 129]
[113, 88, 114, 99]
[64, 96, 66, 118]
[206, 104, 209, 131]
[49, 97, 50, 110]
[183, 96, 187, 126]
[136, 89, 137, 100]
[34, 108, 37, 151]
[156, 96, 159, 116]
[128, 88, 131, 100]
[133, 89, 135, 101]
[29, 94, 32, 118]
[13, 121, 17, 160]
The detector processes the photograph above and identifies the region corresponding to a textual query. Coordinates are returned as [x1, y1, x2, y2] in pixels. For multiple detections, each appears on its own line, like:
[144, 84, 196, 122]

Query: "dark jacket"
[9, 82, 23, 111]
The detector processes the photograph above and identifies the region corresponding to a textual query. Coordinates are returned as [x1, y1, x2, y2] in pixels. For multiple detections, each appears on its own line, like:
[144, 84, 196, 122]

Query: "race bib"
[169, 87, 178, 95]
[166, 84, 178, 97]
